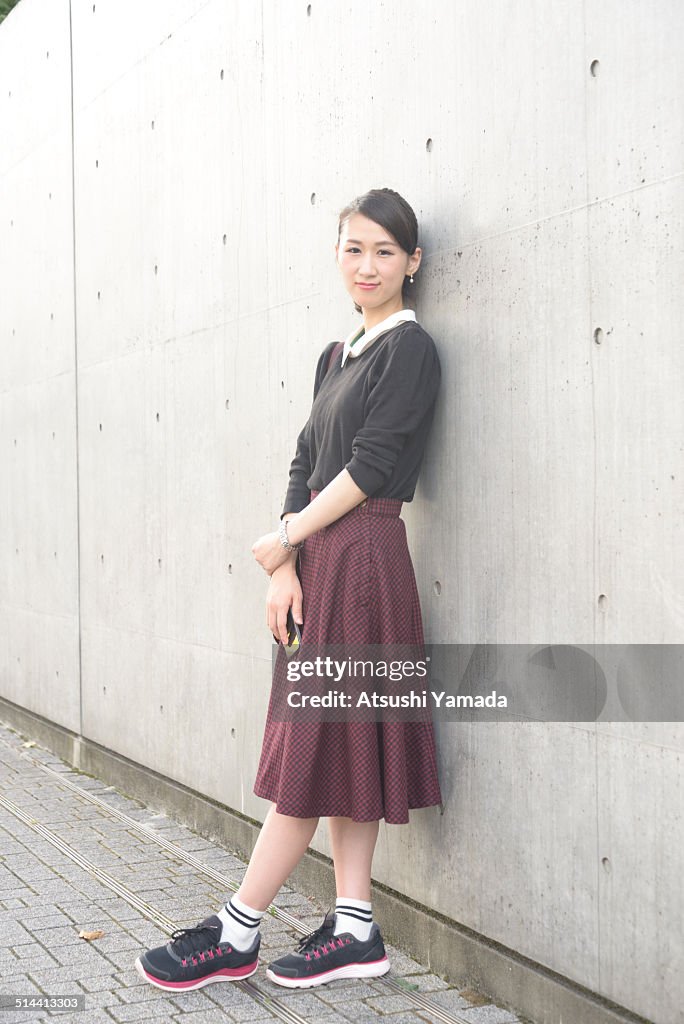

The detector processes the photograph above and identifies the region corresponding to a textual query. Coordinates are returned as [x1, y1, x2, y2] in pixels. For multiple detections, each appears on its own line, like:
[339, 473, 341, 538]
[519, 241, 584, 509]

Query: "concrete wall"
[1, 1, 682, 1021]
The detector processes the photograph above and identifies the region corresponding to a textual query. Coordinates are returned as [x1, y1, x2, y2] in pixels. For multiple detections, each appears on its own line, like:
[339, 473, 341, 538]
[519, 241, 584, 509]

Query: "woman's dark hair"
[337, 187, 419, 313]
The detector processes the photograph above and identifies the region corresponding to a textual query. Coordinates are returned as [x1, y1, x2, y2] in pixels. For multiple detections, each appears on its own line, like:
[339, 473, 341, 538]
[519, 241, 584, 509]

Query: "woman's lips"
[356, 283, 379, 290]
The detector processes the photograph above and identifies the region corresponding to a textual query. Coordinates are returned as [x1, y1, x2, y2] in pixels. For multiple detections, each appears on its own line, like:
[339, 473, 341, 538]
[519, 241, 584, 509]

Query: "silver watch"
[278, 519, 301, 552]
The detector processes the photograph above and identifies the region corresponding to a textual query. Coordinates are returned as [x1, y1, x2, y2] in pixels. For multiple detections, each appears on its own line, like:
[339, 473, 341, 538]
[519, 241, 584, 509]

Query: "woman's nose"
[359, 251, 376, 276]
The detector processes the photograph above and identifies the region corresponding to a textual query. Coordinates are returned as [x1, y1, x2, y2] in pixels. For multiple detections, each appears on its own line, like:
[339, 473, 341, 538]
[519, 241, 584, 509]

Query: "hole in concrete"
[426, 138, 433, 152]
[590, 59, 600, 77]
[594, 327, 603, 345]
[434, 580, 442, 595]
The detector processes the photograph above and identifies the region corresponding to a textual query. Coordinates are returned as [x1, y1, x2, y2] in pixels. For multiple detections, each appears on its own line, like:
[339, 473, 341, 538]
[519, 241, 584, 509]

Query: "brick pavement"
[0, 719, 526, 1024]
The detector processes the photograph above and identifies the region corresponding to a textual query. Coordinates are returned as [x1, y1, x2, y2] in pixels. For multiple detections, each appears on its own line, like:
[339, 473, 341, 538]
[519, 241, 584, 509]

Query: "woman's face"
[335, 213, 421, 321]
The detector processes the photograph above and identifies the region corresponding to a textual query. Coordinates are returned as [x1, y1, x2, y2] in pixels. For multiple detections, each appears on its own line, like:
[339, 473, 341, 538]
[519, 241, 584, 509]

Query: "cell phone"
[272, 608, 302, 657]
[284, 608, 302, 657]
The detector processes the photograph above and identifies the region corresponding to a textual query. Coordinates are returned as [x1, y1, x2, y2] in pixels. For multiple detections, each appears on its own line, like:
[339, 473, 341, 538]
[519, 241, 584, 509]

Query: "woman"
[136, 187, 443, 992]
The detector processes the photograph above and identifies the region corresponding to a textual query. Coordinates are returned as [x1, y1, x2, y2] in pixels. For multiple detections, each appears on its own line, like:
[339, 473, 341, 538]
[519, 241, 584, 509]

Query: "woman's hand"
[251, 531, 291, 575]
[267, 562, 303, 644]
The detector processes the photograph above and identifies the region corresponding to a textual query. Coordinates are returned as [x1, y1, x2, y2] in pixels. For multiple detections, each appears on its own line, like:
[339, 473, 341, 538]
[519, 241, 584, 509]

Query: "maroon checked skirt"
[253, 493, 443, 824]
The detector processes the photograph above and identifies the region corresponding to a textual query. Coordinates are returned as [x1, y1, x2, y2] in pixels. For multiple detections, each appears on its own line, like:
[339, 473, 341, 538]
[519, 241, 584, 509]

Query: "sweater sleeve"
[345, 328, 441, 497]
[281, 342, 338, 516]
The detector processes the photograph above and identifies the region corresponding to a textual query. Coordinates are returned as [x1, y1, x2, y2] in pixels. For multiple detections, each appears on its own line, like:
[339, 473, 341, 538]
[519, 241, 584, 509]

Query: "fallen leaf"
[78, 929, 105, 941]
[461, 988, 489, 1006]
[394, 977, 420, 991]
[22, 741, 36, 748]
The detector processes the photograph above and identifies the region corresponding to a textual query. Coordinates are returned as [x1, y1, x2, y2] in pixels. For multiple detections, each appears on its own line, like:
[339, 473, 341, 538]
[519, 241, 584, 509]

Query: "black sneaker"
[134, 914, 259, 991]
[265, 909, 390, 988]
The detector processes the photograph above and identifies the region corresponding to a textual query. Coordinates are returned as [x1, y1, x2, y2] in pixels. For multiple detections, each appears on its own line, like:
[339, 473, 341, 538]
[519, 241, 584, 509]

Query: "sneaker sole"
[265, 955, 390, 988]
[134, 954, 259, 990]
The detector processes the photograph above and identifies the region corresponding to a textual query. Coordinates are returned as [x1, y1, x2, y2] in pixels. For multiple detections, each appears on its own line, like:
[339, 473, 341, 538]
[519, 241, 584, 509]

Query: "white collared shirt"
[340, 308, 417, 367]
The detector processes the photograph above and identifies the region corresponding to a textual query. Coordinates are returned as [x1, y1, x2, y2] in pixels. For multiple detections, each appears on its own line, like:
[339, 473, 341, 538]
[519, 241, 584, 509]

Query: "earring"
[409, 274, 415, 284]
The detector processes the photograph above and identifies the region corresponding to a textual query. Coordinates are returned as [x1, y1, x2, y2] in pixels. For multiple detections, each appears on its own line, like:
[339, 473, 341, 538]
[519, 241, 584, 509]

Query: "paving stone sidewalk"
[0, 718, 525, 1024]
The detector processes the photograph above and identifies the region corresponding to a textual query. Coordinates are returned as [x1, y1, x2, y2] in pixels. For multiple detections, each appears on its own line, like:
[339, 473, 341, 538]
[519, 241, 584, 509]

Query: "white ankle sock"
[217, 894, 264, 951]
[333, 897, 373, 942]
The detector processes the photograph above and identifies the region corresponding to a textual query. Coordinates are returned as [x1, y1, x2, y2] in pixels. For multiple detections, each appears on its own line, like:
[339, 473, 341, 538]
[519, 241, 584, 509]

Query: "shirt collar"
[341, 309, 417, 366]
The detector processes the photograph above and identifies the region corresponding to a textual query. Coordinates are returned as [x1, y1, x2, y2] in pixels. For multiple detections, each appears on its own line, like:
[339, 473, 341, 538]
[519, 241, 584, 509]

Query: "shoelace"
[170, 923, 232, 966]
[296, 918, 352, 960]
[295, 918, 334, 953]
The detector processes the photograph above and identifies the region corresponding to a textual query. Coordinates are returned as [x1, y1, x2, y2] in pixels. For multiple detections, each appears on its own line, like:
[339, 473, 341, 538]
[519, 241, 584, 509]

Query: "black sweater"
[282, 320, 441, 514]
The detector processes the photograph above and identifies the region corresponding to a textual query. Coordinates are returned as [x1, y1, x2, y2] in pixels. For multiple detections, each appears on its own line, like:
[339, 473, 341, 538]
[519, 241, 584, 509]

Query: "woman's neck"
[362, 299, 406, 332]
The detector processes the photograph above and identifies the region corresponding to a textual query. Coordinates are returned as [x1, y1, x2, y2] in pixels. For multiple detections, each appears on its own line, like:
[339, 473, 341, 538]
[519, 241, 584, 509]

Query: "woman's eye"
[344, 247, 394, 255]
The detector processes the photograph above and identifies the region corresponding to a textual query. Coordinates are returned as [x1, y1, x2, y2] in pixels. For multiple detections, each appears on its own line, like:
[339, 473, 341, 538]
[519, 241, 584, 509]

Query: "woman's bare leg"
[327, 816, 379, 899]
[236, 804, 319, 911]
